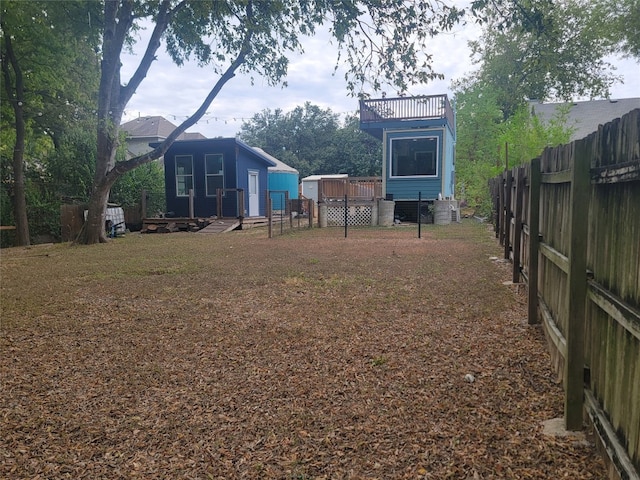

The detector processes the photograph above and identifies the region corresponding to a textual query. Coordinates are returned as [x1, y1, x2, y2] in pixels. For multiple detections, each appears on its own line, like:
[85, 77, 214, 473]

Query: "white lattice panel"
[326, 204, 373, 226]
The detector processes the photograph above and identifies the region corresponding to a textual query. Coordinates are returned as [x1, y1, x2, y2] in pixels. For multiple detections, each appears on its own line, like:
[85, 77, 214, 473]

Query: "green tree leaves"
[239, 103, 381, 178]
[1, 0, 100, 244]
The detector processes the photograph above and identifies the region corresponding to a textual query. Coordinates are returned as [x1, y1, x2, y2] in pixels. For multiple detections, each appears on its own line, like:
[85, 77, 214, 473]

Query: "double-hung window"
[175, 155, 193, 196]
[205, 154, 224, 196]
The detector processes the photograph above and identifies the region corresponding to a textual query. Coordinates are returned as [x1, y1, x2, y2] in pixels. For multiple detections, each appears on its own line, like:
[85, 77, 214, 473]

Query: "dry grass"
[1, 221, 605, 479]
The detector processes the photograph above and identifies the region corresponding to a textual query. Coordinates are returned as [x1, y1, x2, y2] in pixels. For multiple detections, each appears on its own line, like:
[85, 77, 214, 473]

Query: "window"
[390, 137, 438, 177]
[175, 155, 193, 196]
[205, 154, 224, 196]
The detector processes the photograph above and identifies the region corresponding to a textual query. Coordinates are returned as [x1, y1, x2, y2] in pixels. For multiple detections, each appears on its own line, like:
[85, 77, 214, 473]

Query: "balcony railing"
[359, 94, 453, 127]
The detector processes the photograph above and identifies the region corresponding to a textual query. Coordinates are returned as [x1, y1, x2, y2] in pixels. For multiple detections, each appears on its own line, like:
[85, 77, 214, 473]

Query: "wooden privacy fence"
[318, 177, 382, 201]
[489, 109, 640, 479]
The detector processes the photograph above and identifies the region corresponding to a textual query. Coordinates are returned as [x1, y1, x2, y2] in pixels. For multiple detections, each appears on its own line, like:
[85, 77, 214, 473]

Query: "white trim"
[175, 154, 193, 197]
[388, 135, 440, 178]
[205, 153, 225, 197]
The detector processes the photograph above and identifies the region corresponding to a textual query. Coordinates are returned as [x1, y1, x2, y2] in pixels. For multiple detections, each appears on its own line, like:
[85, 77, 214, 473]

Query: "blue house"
[359, 94, 456, 220]
[162, 138, 276, 218]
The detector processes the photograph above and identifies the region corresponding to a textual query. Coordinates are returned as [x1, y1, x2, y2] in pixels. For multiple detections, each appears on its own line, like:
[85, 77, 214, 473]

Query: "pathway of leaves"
[1, 224, 606, 478]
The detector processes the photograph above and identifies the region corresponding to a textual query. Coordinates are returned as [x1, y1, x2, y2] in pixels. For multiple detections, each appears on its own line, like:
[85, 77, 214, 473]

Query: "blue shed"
[359, 94, 456, 220]
[162, 138, 276, 218]
[253, 147, 299, 211]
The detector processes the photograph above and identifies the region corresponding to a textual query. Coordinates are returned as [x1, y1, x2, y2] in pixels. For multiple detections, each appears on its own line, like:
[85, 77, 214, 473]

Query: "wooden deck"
[141, 216, 284, 234]
[197, 219, 241, 234]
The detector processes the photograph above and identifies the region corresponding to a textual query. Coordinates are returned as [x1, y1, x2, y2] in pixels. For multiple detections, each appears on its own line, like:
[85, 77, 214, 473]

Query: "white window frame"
[205, 153, 225, 197]
[389, 136, 439, 178]
[175, 155, 193, 197]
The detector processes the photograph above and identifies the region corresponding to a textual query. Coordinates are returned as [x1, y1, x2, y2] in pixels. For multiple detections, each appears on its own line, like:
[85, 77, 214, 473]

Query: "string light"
[122, 108, 357, 128]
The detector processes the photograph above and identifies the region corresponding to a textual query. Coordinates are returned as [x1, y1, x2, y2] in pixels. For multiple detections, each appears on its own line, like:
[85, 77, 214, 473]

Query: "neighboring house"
[253, 147, 299, 210]
[359, 94, 456, 218]
[120, 116, 206, 158]
[162, 138, 277, 218]
[530, 98, 640, 142]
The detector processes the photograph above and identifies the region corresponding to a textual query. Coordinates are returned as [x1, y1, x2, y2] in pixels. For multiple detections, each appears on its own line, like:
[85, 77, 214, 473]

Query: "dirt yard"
[1, 221, 605, 479]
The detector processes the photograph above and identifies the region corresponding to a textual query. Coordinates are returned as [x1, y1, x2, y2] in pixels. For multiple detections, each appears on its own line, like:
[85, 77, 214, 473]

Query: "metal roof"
[530, 98, 640, 142]
[301, 174, 348, 181]
[251, 147, 298, 174]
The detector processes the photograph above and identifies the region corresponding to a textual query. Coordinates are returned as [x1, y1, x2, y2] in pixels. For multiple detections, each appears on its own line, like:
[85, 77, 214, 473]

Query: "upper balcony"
[359, 94, 454, 139]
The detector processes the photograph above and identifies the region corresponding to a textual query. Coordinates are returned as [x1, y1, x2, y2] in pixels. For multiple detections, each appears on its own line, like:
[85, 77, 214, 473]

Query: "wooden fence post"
[528, 158, 541, 325]
[498, 175, 505, 245]
[267, 196, 273, 238]
[237, 189, 245, 218]
[503, 170, 513, 260]
[217, 189, 222, 218]
[512, 167, 525, 282]
[565, 139, 591, 431]
[189, 189, 195, 219]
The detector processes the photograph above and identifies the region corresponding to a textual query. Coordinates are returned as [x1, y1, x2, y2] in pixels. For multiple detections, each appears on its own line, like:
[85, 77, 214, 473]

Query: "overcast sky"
[120, 15, 639, 139]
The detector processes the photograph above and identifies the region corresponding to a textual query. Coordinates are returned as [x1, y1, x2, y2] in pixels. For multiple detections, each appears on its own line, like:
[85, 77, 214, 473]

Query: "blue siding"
[163, 138, 274, 218]
[386, 177, 442, 200]
[384, 129, 445, 201]
[361, 117, 448, 140]
[269, 172, 299, 210]
[359, 96, 456, 203]
[442, 126, 455, 197]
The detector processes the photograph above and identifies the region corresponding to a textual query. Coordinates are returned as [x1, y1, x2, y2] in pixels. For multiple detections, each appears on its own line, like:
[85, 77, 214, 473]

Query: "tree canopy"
[239, 103, 381, 178]
[462, 0, 621, 120]
[451, 0, 634, 216]
[1, 0, 101, 245]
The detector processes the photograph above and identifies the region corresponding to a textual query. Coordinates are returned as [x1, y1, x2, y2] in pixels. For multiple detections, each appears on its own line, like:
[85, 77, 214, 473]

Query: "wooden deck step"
[197, 219, 241, 234]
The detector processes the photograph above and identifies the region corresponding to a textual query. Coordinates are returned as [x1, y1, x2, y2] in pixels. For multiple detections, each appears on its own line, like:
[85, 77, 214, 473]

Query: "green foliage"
[1, 0, 100, 244]
[329, 115, 382, 177]
[110, 161, 165, 212]
[465, 0, 620, 119]
[239, 103, 338, 178]
[588, 0, 640, 59]
[453, 0, 617, 218]
[239, 104, 381, 178]
[454, 84, 573, 217]
[499, 104, 574, 168]
[47, 126, 97, 202]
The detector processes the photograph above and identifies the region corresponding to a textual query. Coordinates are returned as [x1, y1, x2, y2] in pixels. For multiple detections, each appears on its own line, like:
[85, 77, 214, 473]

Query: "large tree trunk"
[82, 179, 112, 244]
[77, 1, 252, 244]
[78, 1, 126, 244]
[11, 106, 30, 247]
[2, 27, 30, 246]
[79, 116, 121, 244]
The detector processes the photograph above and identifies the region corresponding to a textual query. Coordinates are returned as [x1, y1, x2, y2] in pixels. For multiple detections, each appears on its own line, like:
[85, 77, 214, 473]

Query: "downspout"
[382, 131, 388, 199]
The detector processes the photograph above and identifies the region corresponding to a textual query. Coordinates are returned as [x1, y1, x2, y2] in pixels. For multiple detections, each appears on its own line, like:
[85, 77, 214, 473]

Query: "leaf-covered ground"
[1, 221, 605, 479]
